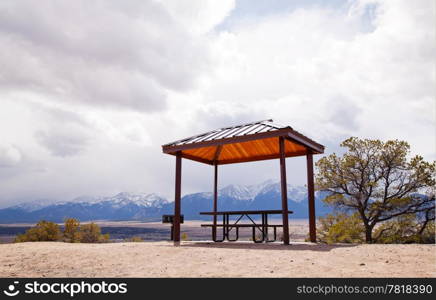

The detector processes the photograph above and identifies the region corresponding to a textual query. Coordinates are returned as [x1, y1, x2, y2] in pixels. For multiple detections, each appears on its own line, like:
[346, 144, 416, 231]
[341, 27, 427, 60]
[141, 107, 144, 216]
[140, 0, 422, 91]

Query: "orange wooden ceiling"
[182, 137, 308, 165]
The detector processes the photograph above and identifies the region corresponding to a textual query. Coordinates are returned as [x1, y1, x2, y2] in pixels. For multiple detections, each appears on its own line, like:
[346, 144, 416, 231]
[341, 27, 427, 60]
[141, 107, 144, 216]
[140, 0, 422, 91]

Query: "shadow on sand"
[180, 241, 358, 252]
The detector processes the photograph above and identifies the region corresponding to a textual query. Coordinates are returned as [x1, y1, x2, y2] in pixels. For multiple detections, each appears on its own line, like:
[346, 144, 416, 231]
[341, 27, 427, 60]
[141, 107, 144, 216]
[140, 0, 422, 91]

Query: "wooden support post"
[307, 152, 316, 242]
[213, 163, 218, 241]
[173, 151, 182, 245]
[279, 137, 290, 245]
[212, 145, 222, 242]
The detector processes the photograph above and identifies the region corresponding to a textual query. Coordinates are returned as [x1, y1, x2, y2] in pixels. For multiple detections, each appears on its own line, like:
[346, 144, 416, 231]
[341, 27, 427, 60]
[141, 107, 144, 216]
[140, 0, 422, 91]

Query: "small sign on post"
[162, 214, 184, 240]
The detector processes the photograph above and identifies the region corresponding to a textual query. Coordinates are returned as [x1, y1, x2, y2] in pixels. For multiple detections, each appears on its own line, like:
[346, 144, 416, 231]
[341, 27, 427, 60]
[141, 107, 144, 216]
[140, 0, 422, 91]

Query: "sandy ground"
[0, 241, 434, 278]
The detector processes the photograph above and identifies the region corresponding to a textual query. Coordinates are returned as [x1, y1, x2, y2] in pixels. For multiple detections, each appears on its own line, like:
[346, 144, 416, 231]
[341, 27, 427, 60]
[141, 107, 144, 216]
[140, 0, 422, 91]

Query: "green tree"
[316, 137, 435, 243]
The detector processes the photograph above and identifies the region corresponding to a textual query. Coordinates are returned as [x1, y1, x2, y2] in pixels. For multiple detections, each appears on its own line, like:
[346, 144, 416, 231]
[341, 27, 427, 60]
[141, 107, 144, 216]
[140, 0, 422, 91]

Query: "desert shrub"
[374, 215, 435, 244]
[316, 213, 365, 244]
[255, 233, 263, 242]
[317, 212, 435, 244]
[125, 236, 143, 242]
[14, 220, 110, 243]
[14, 220, 61, 242]
[421, 222, 436, 243]
[181, 233, 189, 241]
[63, 218, 81, 243]
[14, 235, 27, 243]
[79, 223, 109, 243]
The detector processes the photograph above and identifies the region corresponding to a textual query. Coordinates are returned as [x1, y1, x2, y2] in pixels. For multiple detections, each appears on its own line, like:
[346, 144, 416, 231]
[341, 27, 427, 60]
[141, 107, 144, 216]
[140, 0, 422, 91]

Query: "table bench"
[200, 210, 293, 243]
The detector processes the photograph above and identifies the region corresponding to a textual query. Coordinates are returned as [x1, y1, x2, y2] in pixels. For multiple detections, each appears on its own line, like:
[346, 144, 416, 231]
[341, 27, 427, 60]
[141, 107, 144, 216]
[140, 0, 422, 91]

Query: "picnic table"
[200, 210, 293, 243]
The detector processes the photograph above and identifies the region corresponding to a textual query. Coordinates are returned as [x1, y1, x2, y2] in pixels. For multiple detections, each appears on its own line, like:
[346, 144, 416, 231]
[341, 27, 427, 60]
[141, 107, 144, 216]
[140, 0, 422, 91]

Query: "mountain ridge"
[0, 180, 331, 223]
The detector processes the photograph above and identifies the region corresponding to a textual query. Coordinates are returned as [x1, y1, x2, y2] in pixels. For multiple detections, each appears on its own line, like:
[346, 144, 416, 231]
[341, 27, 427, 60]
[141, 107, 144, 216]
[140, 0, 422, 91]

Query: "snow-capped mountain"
[67, 192, 168, 208]
[0, 181, 331, 223]
[0, 192, 169, 223]
[219, 184, 255, 200]
[219, 180, 312, 203]
[14, 198, 62, 212]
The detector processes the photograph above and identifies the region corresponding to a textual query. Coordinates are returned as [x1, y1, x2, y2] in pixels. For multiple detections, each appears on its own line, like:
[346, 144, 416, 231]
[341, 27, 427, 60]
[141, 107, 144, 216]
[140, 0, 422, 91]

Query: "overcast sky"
[0, 0, 434, 207]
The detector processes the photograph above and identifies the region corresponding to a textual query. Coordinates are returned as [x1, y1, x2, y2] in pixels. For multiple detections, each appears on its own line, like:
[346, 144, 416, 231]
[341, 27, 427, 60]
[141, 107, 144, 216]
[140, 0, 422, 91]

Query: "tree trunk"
[359, 210, 373, 243]
[364, 225, 373, 243]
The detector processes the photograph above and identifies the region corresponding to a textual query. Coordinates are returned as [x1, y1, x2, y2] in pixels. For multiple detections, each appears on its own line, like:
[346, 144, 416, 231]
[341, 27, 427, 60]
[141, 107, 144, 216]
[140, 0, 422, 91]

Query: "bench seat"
[201, 224, 283, 227]
[201, 223, 283, 242]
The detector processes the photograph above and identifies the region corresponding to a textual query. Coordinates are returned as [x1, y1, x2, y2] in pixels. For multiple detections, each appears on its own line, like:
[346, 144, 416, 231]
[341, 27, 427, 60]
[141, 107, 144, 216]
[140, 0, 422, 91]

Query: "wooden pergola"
[162, 119, 324, 245]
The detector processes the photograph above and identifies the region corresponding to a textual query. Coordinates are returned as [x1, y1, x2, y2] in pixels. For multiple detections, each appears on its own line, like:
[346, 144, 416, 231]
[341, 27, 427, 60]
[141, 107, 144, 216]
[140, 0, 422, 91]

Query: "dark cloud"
[328, 97, 362, 131]
[0, 145, 22, 167]
[32, 105, 93, 157]
[34, 130, 89, 157]
[194, 104, 266, 133]
[0, 0, 209, 112]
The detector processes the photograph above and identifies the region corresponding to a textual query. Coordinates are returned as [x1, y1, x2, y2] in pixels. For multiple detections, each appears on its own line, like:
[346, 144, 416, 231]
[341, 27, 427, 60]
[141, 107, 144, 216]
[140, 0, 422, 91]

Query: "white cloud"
[157, 0, 235, 35]
[0, 0, 433, 207]
[0, 145, 22, 167]
[0, 0, 215, 112]
[194, 0, 434, 154]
